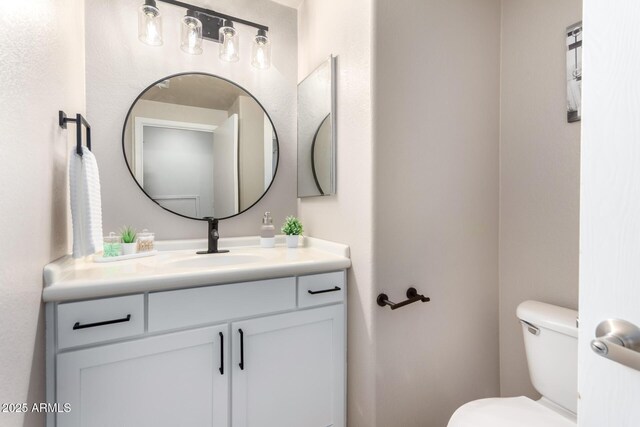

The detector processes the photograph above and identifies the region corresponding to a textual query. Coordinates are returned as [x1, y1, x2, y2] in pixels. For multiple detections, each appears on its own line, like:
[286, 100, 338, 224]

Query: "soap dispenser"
[260, 212, 276, 248]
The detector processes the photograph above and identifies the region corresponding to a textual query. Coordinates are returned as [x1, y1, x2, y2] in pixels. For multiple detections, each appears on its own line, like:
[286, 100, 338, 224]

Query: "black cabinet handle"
[219, 332, 224, 375]
[238, 329, 244, 370]
[308, 286, 341, 295]
[73, 314, 131, 330]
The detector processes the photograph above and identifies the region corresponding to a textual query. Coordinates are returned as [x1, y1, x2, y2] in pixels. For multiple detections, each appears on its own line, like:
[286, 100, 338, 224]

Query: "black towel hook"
[59, 110, 91, 156]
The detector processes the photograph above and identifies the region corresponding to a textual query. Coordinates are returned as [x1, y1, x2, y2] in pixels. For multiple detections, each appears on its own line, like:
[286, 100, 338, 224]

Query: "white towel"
[69, 146, 104, 258]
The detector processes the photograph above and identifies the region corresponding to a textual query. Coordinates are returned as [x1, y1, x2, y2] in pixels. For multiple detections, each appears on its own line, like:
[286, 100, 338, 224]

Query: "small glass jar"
[137, 229, 155, 252]
[103, 232, 122, 257]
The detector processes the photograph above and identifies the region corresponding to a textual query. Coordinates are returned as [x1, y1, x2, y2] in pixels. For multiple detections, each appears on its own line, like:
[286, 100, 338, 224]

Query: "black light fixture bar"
[158, 0, 268, 32]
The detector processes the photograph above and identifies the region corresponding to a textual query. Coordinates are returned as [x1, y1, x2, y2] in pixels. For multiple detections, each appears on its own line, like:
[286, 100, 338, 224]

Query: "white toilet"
[448, 300, 578, 427]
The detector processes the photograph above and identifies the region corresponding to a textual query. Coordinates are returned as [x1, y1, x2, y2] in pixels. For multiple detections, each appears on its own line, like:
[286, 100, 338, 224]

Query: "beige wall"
[499, 0, 582, 398]
[373, 0, 501, 425]
[299, 0, 581, 422]
[86, 0, 297, 238]
[0, 1, 85, 426]
[297, 0, 375, 425]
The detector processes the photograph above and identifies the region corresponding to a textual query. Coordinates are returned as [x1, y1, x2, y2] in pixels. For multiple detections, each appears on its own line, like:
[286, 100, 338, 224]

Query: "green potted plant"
[281, 216, 303, 248]
[120, 226, 138, 255]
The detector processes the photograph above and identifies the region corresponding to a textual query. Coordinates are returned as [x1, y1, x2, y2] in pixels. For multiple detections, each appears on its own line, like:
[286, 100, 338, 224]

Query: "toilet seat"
[447, 396, 575, 427]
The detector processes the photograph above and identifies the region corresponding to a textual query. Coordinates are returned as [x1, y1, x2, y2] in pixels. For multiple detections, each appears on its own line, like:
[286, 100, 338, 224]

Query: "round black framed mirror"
[122, 72, 279, 221]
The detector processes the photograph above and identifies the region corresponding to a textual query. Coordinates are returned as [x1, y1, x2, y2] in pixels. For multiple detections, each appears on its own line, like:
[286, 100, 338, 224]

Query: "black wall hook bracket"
[59, 110, 91, 156]
[377, 287, 430, 310]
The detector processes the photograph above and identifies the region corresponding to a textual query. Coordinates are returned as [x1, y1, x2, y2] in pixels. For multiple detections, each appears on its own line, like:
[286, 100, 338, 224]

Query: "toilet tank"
[517, 300, 578, 414]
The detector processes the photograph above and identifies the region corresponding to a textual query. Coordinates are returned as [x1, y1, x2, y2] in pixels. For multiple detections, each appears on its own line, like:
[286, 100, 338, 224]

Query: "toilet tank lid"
[517, 301, 578, 338]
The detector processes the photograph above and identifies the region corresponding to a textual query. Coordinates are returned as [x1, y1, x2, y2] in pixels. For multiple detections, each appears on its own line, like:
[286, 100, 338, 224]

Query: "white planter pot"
[122, 242, 137, 255]
[286, 235, 300, 248]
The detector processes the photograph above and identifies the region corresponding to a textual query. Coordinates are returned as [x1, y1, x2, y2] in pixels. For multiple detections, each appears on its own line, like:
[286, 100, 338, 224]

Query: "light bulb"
[138, 0, 163, 46]
[251, 29, 271, 70]
[219, 21, 239, 62]
[181, 11, 203, 54]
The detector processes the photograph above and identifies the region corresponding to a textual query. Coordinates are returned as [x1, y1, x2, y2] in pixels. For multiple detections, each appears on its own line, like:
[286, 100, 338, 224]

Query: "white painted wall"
[297, 0, 375, 425]
[499, 0, 582, 399]
[0, 1, 85, 426]
[373, 0, 501, 425]
[86, 0, 297, 238]
[579, 1, 640, 425]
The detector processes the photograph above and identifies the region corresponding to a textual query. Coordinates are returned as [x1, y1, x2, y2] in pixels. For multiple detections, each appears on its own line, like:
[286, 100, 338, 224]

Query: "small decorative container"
[137, 229, 155, 252]
[103, 232, 122, 257]
[282, 216, 303, 249]
[286, 235, 300, 248]
[120, 226, 138, 255]
[121, 242, 137, 255]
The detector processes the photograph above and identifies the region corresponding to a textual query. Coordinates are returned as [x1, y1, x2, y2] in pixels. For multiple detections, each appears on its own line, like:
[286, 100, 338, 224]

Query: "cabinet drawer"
[148, 278, 296, 333]
[57, 295, 144, 350]
[298, 271, 345, 308]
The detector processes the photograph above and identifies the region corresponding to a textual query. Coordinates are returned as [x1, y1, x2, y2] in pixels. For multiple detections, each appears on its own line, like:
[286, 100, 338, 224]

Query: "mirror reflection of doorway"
[134, 115, 239, 218]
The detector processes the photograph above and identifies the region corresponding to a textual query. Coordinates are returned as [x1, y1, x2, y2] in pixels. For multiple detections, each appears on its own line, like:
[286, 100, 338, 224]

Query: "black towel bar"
[59, 110, 91, 156]
[377, 287, 430, 310]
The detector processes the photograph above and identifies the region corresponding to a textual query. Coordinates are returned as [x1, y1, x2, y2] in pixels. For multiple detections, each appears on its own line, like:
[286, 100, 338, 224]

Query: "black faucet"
[197, 217, 229, 254]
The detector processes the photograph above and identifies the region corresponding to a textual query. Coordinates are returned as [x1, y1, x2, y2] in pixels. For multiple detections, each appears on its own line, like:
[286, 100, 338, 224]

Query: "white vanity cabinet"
[46, 271, 347, 427]
[56, 324, 229, 427]
[231, 304, 344, 427]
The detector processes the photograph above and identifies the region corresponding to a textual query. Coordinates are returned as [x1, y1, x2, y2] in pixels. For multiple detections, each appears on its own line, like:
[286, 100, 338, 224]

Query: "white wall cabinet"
[47, 272, 346, 427]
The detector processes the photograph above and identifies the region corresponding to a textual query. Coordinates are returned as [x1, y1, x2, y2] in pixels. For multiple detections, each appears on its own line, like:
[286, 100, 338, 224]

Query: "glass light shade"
[181, 14, 203, 54]
[251, 32, 271, 70]
[219, 24, 239, 62]
[138, 3, 163, 46]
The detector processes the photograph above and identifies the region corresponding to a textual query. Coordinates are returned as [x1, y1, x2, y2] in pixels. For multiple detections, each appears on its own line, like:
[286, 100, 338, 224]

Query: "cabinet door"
[231, 305, 345, 427]
[56, 325, 229, 427]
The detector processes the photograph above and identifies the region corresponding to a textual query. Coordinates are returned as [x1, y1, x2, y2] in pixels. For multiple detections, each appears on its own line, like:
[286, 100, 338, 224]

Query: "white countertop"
[43, 236, 351, 302]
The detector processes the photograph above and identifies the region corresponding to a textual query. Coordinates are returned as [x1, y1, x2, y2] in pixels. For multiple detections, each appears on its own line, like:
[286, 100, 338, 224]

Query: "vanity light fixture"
[137, 0, 271, 69]
[219, 20, 239, 62]
[138, 0, 163, 46]
[180, 10, 203, 54]
[251, 29, 271, 70]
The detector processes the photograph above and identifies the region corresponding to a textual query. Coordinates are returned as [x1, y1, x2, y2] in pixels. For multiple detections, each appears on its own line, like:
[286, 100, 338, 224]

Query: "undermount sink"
[166, 254, 265, 269]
